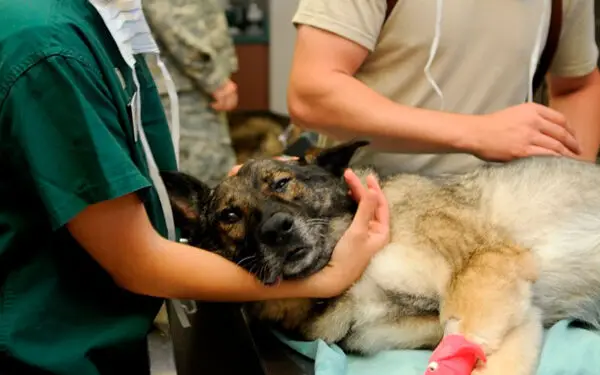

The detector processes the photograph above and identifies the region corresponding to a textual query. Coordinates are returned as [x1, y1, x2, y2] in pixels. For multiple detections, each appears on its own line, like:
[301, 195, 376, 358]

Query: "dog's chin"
[282, 245, 332, 280]
[257, 245, 333, 286]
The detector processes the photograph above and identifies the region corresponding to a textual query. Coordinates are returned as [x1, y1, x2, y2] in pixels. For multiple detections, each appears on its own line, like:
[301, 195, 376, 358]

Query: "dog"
[161, 140, 600, 375]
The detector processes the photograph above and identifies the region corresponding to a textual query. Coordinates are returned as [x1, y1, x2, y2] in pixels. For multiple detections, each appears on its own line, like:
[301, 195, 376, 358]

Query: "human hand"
[227, 164, 243, 177]
[228, 164, 242, 176]
[304, 170, 390, 298]
[228, 156, 299, 176]
[211, 78, 238, 112]
[470, 103, 581, 161]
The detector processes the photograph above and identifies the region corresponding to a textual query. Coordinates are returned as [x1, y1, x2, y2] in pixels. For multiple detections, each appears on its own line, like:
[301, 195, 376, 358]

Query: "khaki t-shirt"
[292, 0, 599, 176]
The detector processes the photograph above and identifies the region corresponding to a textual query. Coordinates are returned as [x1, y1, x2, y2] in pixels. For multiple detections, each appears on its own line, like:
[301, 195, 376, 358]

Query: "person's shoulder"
[292, 0, 386, 52]
[0, 0, 103, 98]
[0, 0, 90, 53]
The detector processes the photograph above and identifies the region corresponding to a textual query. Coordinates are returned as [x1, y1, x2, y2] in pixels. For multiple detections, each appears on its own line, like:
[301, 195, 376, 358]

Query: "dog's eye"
[218, 208, 242, 224]
[271, 177, 291, 193]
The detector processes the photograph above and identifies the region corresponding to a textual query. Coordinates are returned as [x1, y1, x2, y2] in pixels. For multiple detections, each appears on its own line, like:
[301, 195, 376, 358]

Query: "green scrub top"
[0, 1, 178, 374]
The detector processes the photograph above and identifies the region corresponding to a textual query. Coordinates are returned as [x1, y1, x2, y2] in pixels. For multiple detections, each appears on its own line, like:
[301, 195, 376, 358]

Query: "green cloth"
[0, 1, 177, 374]
[276, 319, 600, 375]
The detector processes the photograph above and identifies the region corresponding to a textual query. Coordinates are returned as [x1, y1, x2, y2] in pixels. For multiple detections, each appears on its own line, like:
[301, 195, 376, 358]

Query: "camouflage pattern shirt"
[143, 0, 238, 187]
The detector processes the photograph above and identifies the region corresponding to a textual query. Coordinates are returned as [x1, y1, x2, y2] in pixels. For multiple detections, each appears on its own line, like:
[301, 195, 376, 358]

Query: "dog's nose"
[259, 212, 294, 246]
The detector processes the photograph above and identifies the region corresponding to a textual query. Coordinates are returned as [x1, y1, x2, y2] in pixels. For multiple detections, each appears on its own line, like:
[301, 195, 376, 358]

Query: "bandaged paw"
[424, 334, 486, 375]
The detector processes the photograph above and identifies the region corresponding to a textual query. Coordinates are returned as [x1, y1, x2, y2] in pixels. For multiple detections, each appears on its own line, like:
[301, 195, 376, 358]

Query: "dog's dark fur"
[162, 141, 365, 285]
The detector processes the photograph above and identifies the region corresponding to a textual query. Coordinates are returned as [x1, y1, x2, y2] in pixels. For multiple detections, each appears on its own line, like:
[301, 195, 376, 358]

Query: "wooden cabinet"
[231, 43, 270, 112]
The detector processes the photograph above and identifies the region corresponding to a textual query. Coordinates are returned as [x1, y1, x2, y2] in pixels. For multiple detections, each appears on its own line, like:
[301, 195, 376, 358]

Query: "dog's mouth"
[262, 275, 282, 286]
[285, 246, 309, 263]
[250, 217, 335, 286]
[258, 243, 332, 286]
[258, 247, 310, 287]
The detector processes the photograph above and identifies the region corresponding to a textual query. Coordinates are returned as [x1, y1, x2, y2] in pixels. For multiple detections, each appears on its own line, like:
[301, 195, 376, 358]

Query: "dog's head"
[161, 140, 369, 285]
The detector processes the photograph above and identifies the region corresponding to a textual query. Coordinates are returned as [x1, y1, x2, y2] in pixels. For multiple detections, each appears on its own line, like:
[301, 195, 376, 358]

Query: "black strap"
[384, 0, 398, 23]
[532, 0, 563, 93]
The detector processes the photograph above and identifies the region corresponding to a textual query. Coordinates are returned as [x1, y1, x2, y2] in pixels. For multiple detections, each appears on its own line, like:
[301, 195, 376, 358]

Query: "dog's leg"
[341, 315, 444, 354]
[472, 307, 543, 375]
[301, 296, 355, 344]
[439, 248, 540, 374]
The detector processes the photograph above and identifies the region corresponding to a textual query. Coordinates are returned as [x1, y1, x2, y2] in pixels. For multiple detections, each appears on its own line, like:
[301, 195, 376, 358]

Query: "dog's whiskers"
[306, 218, 329, 225]
[248, 263, 260, 276]
[296, 220, 325, 235]
[237, 255, 257, 267]
[258, 264, 268, 282]
[243, 259, 258, 272]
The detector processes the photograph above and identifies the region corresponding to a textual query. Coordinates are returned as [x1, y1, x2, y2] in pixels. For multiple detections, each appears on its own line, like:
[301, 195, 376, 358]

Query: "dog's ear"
[160, 170, 211, 229]
[304, 140, 369, 176]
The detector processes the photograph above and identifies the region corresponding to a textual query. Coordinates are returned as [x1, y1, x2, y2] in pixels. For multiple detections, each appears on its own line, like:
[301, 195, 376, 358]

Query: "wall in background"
[217, 0, 271, 112]
[268, 0, 299, 116]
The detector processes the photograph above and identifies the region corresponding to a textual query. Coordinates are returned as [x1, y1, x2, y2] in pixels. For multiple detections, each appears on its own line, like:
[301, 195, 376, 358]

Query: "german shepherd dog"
[161, 140, 600, 375]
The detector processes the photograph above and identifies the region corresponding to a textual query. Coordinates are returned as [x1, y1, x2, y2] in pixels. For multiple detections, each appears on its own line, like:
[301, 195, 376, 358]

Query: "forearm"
[187, 64, 228, 95]
[549, 76, 600, 162]
[288, 71, 479, 154]
[178, 31, 237, 94]
[117, 236, 316, 302]
[69, 193, 318, 303]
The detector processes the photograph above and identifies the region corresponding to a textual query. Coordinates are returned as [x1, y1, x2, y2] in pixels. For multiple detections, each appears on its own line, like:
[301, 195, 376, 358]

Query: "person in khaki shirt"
[288, 0, 600, 177]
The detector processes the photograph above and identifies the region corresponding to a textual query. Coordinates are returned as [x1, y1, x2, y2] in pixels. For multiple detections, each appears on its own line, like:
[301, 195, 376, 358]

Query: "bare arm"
[67, 171, 389, 302]
[544, 0, 600, 162]
[287, 24, 580, 161]
[548, 69, 600, 162]
[68, 193, 285, 301]
[287, 25, 478, 154]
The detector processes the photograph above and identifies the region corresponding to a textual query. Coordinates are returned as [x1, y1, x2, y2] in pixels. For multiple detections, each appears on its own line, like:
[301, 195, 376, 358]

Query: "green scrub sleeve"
[1, 54, 152, 231]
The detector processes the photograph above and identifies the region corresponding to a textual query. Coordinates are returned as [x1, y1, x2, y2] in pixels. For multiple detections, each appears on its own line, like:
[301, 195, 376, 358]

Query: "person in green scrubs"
[0, 1, 390, 375]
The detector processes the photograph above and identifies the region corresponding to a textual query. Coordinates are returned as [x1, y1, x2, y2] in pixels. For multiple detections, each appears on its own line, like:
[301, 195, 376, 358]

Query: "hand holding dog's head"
[162, 140, 370, 285]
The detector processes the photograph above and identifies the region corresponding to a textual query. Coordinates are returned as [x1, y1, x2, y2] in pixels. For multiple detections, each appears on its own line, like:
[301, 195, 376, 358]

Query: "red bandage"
[424, 335, 487, 375]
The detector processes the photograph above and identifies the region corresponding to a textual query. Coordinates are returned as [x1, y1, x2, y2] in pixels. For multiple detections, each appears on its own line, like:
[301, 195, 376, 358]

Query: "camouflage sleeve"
[143, 0, 239, 95]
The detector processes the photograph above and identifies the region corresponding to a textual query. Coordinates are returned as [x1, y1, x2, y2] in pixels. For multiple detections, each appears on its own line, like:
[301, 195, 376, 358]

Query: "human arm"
[287, 24, 478, 154]
[143, 0, 238, 109]
[288, 0, 581, 160]
[548, 70, 600, 162]
[545, 0, 600, 162]
[67, 170, 389, 301]
[2, 51, 388, 302]
[210, 77, 238, 111]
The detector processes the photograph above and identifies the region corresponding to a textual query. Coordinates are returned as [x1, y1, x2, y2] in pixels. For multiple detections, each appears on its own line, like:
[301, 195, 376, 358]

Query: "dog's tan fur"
[163, 142, 600, 375]
[251, 169, 546, 361]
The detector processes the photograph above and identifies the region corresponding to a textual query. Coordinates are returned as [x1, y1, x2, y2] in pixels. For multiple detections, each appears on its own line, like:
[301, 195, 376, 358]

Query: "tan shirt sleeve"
[292, 0, 387, 52]
[549, 0, 599, 77]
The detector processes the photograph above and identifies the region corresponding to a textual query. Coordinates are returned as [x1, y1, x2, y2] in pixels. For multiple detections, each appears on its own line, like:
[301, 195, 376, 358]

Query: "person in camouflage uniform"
[143, 0, 239, 187]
